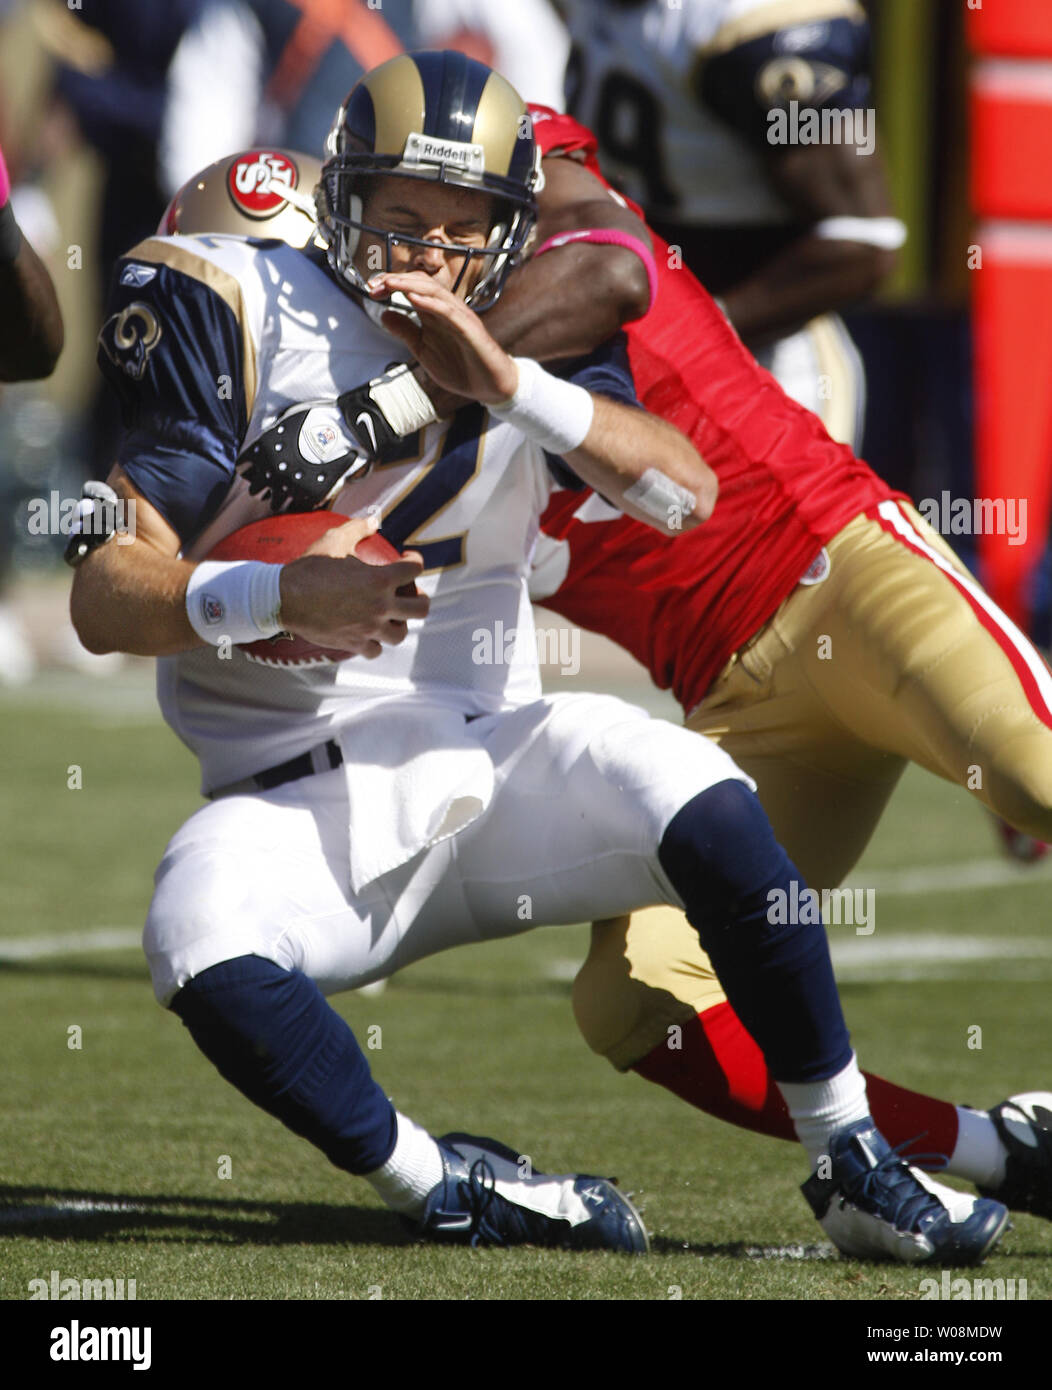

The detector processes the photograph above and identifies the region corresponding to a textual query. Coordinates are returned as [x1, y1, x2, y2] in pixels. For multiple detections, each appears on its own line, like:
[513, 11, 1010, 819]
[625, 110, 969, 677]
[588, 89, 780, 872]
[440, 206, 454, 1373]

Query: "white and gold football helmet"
[160, 148, 321, 248]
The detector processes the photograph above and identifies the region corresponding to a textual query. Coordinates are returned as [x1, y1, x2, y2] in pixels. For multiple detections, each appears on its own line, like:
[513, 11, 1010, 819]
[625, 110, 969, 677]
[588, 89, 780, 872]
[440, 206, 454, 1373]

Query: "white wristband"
[369, 363, 439, 435]
[812, 216, 908, 251]
[489, 357, 595, 456]
[186, 560, 285, 646]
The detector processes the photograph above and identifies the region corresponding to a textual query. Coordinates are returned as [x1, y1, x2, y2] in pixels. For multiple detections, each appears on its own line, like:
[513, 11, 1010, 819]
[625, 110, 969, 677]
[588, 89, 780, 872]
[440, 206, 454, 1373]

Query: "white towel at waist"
[336, 704, 494, 892]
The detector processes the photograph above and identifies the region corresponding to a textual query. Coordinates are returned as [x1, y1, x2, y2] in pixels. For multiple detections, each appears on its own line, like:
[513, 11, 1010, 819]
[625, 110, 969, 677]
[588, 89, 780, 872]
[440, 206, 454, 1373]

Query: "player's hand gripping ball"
[206, 511, 414, 667]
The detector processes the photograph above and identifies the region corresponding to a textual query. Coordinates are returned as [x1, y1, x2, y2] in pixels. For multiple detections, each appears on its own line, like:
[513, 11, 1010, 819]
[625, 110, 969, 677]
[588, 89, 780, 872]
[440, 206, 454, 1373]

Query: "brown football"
[206, 511, 410, 667]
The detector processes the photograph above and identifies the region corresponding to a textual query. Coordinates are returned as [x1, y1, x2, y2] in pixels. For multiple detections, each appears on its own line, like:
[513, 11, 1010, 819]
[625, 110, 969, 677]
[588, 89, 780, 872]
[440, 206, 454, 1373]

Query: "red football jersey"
[529, 106, 902, 713]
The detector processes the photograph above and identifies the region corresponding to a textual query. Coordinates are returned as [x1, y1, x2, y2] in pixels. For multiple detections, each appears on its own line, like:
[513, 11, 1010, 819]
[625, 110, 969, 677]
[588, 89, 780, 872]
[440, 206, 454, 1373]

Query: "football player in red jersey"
[332, 105, 1052, 1224]
[157, 104, 1052, 1232]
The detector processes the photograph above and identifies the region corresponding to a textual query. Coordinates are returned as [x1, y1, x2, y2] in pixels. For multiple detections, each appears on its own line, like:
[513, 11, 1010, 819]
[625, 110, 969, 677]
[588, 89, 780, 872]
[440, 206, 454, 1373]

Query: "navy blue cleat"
[405, 1132, 649, 1252]
[802, 1119, 1009, 1264]
[978, 1092, 1052, 1220]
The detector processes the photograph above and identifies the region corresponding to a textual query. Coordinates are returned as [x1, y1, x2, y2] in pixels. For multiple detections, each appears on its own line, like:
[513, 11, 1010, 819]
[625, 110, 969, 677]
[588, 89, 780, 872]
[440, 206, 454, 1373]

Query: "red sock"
[633, 1002, 960, 1162]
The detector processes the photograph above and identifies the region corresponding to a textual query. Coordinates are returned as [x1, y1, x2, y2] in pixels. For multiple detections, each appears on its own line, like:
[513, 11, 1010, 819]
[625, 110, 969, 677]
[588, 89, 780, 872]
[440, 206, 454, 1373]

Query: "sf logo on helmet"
[228, 151, 300, 218]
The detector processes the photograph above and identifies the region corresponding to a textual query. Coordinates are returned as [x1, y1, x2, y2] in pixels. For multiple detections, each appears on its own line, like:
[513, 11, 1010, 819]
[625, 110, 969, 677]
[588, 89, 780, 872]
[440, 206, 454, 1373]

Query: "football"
[206, 511, 410, 667]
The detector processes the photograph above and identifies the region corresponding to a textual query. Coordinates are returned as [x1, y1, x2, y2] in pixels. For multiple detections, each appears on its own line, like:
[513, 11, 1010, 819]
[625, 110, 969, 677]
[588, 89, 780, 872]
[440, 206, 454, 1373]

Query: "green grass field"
[2, 667, 1051, 1305]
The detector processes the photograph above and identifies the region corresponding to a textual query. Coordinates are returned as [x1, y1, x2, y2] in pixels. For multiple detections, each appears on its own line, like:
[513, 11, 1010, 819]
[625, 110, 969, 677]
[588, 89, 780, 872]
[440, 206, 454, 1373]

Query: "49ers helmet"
[317, 50, 542, 311]
[160, 148, 321, 247]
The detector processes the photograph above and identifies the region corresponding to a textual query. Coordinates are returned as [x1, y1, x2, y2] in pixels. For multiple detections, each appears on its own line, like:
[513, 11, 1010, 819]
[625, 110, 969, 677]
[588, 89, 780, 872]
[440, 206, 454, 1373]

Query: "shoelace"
[457, 1156, 499, 1248]
[842, 1135, 951, 1233]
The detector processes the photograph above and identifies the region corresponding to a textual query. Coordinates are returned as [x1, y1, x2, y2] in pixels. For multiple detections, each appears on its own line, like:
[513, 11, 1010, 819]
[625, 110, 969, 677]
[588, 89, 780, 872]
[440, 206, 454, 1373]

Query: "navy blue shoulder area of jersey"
[697, 16, 871, 152]
[97, 253, 249, 544]
[544, 332, 641, 488]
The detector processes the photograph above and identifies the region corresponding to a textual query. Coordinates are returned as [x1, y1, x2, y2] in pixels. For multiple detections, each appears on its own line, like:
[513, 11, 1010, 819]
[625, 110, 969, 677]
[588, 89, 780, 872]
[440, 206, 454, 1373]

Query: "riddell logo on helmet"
[403, 132, 485, 175]
[228, 152, 299, 217]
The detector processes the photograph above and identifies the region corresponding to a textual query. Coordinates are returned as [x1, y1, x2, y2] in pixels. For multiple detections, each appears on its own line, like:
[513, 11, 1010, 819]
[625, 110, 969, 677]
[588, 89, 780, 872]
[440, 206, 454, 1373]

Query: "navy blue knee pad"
[171, 956, 397, 1175]
[658, 780, 852, 1083]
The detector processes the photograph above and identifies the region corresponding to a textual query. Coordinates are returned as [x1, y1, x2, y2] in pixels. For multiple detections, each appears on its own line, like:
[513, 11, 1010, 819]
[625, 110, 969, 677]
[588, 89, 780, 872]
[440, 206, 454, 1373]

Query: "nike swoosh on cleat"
[432, 1214, 474, 1231]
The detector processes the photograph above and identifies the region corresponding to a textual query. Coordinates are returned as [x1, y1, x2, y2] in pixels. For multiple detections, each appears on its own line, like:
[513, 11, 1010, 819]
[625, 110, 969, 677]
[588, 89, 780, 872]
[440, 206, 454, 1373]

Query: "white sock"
[363, 1113, 445, 1217]
[778, 1054, 871, 1168]
[948, 1106, 1008, 1187]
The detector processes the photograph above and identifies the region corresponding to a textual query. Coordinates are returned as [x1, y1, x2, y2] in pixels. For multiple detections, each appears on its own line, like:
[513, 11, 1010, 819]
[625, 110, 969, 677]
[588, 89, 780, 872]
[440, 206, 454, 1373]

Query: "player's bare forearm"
[724, 139, 898, 348]
[70, 531, 202, 656]
[0, 237, 65, 381]
[414, 156, 652, 415]
[485, 156, 653, 359]
[70, 470, 428, 658]
[721, 235, 896, 349]
[377, 272, 714, 534]
[565, 397, 716, 534]
[70, 473, 202, 656]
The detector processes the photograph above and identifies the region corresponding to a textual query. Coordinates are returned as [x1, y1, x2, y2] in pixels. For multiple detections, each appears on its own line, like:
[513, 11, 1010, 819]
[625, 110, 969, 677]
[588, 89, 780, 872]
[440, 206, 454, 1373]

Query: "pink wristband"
[533, 228, 659, 312]
[0, 143, 10, 207]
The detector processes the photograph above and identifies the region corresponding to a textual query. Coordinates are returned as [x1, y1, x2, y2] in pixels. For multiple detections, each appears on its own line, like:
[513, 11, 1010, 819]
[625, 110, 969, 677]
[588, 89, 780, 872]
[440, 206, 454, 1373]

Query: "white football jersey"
[99, 233, 584, 792]
[559, 0, 868, 224]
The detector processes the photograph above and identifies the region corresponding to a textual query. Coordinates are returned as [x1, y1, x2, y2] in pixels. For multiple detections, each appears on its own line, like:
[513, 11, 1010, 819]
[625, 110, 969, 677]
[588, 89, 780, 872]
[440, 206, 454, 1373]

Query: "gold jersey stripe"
[119, 237, 259, 422]
[701, 0, 865, 59]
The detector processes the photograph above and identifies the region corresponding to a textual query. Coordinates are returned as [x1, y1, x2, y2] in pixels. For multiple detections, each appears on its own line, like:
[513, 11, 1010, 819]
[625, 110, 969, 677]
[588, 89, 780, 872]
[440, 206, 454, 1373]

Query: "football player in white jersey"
[557, 0, 905, 450]
[69, 51, 1006, 1263]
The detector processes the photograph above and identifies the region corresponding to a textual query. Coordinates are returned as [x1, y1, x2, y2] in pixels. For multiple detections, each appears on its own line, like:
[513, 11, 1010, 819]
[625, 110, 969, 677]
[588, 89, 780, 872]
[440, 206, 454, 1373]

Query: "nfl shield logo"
[202, 595, 225, 625]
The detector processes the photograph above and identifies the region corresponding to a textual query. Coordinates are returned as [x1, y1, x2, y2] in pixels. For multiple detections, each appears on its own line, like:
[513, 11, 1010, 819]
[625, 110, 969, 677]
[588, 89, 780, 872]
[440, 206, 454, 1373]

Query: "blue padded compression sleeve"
[171, 955, 397, 1175]
[658, 781, 853, 1085]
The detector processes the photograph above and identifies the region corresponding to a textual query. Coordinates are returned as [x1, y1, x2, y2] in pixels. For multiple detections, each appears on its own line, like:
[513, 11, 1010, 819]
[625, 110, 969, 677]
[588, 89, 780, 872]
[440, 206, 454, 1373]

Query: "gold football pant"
[574, 500, 1052, 1069]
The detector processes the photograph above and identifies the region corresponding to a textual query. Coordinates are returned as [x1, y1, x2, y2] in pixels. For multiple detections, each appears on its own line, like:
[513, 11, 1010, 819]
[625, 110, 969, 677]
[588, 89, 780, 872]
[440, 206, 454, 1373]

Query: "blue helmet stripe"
[343, 83, 376, 153]
[415, 50, 489, 143]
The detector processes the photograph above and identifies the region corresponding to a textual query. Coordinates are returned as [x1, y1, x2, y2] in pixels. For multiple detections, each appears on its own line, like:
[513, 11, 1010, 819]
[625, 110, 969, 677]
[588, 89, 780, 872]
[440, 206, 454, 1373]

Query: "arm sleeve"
[96, 250, 249, 544]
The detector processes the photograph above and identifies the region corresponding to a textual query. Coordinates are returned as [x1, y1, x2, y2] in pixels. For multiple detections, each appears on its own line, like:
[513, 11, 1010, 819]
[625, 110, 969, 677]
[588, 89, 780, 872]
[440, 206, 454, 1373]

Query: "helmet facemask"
[317, 128, 542, 314]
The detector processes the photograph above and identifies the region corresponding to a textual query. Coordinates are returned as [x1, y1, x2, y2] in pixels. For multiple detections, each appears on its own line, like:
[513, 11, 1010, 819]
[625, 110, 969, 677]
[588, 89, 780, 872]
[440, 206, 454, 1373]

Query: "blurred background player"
[557, 0, 903, 450]
[412, 0, 569, 112]
[0, 137, 63, 381]
[0, 133, 63, 682]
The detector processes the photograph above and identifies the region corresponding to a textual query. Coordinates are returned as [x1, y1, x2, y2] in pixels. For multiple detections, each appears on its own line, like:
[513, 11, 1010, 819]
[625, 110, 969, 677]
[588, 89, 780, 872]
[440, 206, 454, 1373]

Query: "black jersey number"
[565, 42, 678, 212]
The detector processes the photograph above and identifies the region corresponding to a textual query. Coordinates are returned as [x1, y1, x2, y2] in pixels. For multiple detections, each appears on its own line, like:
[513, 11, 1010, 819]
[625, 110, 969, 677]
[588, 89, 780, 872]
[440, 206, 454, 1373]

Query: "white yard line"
[0, 1199, 148, 1226]
[0, 928, 141, 960]
[4, 854, 1051, 972]
[844, 856, 1052, 897]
